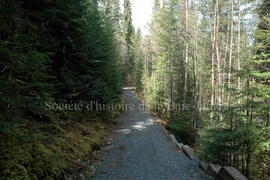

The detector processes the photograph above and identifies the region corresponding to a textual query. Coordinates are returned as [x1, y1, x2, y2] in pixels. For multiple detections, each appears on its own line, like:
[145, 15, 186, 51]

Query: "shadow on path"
[90, 88, 210, 180]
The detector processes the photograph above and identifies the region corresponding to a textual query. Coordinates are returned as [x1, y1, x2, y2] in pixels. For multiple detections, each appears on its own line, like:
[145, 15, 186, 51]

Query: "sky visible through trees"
[0, 0, 269, 179]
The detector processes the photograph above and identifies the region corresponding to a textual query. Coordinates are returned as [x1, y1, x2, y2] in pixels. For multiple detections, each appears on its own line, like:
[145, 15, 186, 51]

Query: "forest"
[0, 0, 269, 180]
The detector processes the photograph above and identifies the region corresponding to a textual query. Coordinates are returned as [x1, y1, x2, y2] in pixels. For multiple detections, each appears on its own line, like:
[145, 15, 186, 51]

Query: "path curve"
[90, 88, 210, 180]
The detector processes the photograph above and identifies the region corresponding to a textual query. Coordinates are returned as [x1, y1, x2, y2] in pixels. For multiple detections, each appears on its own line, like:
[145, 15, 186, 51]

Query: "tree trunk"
[211, 0, 218, 122]
[215, 0, 221, 105]
[228, 0, 234, 106]
[237, 0, 241, 104]
[183, 0, 189, 104]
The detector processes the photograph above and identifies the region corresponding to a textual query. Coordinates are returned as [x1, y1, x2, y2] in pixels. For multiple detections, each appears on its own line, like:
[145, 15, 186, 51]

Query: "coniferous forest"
[0, 0, 269, 180]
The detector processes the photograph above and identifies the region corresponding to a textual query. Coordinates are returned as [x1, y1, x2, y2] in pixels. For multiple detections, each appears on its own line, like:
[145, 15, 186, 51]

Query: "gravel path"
[90, 88, 210, 180]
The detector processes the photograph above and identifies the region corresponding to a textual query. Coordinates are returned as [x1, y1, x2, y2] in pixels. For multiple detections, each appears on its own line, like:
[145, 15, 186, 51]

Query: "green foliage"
[130, 28, 144, 91]
[124, 0, 133, 46]
[132, 0, 269, 179]
[168, 120, 196, 146]
[198, 1, 270, 176]
[0, 0, 123, 179]
[0, 0, 122, 130]
[0, 137, 62, 180]
[123, 0, 134, 79]
[0, 116, 111, 180]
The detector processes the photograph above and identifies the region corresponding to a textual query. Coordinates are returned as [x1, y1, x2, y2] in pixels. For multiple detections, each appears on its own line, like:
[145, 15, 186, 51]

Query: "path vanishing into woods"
[90, 88, 210, 180]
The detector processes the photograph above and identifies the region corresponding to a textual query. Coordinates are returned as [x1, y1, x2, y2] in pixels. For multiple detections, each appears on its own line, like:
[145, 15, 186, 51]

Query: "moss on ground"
[0, 111, 120, 180]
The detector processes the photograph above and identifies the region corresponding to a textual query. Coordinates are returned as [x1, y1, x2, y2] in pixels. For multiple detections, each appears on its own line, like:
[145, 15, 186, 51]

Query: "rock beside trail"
[182, 145, 199, 162]
[219, 167, 248, 180]
[207, 164, 221, 179]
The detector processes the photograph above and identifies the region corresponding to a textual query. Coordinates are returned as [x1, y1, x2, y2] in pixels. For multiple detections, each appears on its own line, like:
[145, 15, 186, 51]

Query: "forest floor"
[90, 88, 210, 180]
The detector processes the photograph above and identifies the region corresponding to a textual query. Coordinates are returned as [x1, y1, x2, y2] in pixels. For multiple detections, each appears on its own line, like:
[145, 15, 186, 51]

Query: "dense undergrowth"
[0, 0, 124, 179]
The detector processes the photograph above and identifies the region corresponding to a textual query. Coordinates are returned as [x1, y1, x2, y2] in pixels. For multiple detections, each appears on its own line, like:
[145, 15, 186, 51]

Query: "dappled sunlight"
[132, 121, 149, 131]
[123, 87, 136, 90]
[116, 118, 160, 134]
[132, 118, 156, 130]
[116, 129, 131, 134]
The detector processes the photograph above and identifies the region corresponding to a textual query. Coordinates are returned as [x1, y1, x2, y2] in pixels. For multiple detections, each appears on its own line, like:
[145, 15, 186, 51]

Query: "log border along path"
[90, 88, 210, 180]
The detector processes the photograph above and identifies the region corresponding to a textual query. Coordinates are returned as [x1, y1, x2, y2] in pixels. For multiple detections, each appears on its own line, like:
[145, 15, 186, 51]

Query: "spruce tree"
[123, 0, 134, 79]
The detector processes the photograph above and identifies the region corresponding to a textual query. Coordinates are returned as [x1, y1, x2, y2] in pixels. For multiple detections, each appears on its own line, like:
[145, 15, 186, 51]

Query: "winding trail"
[90, 88, 210, 180]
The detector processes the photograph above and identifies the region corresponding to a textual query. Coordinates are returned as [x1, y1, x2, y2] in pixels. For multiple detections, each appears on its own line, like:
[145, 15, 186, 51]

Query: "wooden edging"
[136, 90, 249, 180]
[168, 134, 248, 180]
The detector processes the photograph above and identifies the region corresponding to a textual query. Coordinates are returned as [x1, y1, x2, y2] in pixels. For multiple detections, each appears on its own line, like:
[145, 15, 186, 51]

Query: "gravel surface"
[90, 89, 210, 180]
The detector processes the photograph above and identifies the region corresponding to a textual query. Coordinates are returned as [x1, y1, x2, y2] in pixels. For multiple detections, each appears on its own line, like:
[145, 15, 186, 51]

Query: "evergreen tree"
[154, 0, 161, 10]
[0, 0, 123, 178]
[131, 28, 144, 91]
[198, 0, 269, 178]
[133, 0, 268, 178]
[124, 0, 133, 46]
[123, 0, 134, 80]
